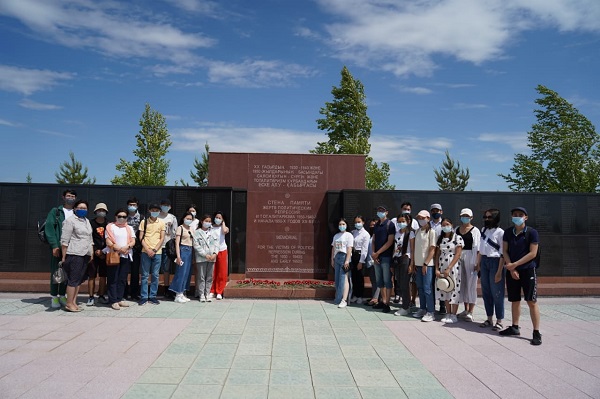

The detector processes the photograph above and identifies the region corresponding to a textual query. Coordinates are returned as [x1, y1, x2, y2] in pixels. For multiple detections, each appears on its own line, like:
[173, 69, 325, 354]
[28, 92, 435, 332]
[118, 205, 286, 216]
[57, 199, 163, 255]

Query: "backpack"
[164, 226, 181, 261]
[38, 208, 60, 245]
[524, 228, 541, 269]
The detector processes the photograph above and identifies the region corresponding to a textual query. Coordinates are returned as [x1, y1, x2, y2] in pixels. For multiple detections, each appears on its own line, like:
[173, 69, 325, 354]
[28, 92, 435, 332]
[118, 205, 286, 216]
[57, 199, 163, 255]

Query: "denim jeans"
[107, 256, 130, 304]
[169, 245, 192, 294]
[141, 252, 161, 299]
[480, 256, 505, 319]
[415, 266, 434, 313]
[334, 252, 351, 304]
[374, 256, 392, 289]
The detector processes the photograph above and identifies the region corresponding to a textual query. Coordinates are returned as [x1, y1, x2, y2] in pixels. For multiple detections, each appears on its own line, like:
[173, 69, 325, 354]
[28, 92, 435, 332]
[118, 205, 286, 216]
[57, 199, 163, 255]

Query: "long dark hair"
[436, 217, 454, 247]
[484, 209, 501, 229]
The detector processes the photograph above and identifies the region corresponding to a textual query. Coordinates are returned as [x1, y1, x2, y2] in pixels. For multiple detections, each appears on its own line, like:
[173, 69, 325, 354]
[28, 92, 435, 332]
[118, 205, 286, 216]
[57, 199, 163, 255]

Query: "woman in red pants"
[209, 211, 229, 300]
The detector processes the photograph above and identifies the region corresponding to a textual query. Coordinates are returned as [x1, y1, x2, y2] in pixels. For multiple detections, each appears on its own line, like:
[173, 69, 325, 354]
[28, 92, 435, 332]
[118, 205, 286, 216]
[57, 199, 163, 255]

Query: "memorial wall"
[209, 153, 365, 279]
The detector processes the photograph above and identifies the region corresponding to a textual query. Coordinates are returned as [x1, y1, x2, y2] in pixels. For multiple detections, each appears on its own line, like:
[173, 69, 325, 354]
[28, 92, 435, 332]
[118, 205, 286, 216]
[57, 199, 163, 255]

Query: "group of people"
[330, 201, 542, 346]
[45, 189, 230, 310]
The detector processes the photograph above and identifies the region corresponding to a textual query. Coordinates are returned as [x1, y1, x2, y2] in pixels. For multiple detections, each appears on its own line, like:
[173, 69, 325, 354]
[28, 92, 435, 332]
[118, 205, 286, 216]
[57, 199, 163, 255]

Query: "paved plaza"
[0, 294, 599, 399]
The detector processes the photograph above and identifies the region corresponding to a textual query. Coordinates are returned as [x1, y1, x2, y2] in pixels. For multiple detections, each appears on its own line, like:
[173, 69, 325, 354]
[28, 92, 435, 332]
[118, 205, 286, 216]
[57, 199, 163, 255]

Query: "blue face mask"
[214, 218, 222, 225]
[161, 206, 170, 213]
[432, 212, 441, 220]
[127, 205, 137, 213]
[441, 225, 453, 233]
[339, 225, 347, 232]
[355, 223, 363, 230]
[460, 217, 471, 224]
[397, 222, 407, 230]
[75, 209, 88, 218]
[377, 212, 386, 219]
[512, 216, 525, 226]
[150, 211, 160, 218]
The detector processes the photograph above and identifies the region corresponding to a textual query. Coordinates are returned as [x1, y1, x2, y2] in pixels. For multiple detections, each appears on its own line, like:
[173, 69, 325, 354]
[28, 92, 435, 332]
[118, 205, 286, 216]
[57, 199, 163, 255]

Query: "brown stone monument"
[209, 153, 365, 279]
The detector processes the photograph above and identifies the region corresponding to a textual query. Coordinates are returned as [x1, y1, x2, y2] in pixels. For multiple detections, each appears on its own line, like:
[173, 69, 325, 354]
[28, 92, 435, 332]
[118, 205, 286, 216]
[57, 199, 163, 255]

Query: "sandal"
[64, 305, 81, 313]
[366, 300, 378, 306]
[492, 322, 503, 331]
[479, 320, 492, 328]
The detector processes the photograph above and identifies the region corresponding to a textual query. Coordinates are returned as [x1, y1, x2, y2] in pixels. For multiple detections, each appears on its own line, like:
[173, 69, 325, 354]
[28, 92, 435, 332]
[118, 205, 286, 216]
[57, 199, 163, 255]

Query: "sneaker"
[356, 297, 364, 305]
[409, 301, 416, 308]
[382, 304, 391, 313]
[450, 314, 458, 323]
[393, 295, 400, 304]
[200, 295, 206, 302]
[216, 294, 223, 300]
[413, 309, 426, 318]
[531, 331, 542, 346]
[464, 313, 474, 322]
[174, 295, 187, 304]
[338, 300, 347, 308]
[98, 295, 108, 304]
[138, 298, 148, 306]
[440, 315, 450, 323]
[118, 301, 130, 307]
[182, 295, 191, 302]
[149, 298, 160, 305]
[86, 297, 95, 306]
[208, 293, 215, 299]
[457, 310, 468, 318]
[394, 308, 409, 316]
[59, 296, 68, 306]
[51, 297, 61, 309]
[499, 326, 521, 336]
[373, 302, 384, 309]
[349, 296, 357, 303]
[206, 295, 212, 302]
[111, 303, 121, 310]
[421, 312, 435, 322]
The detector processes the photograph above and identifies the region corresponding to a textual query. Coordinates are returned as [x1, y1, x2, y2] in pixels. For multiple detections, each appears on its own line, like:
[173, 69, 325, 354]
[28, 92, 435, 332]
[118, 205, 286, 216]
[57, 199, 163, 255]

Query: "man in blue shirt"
[371, 205, 396, 313]
[501, 207, 542, 346]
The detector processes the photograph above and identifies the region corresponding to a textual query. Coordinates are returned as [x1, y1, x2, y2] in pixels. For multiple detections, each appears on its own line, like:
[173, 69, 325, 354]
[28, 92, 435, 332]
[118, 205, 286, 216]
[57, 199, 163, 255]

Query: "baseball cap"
[510, 207, 528, 216]
[460, 208, 473, 217]
[376, 205, 388, 211]
[417, 210, 430, 218]
[94, 203, 108, 213]
[430, 203, 442, 211]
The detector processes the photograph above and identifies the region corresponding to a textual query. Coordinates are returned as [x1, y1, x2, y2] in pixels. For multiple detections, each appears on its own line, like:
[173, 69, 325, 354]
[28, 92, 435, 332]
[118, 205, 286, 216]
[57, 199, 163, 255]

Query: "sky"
[1, 0, 599, 191]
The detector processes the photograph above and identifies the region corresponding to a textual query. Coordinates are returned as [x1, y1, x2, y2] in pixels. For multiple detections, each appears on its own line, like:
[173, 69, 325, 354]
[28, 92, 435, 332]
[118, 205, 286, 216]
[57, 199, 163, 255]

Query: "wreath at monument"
[235, 278, 334, 289]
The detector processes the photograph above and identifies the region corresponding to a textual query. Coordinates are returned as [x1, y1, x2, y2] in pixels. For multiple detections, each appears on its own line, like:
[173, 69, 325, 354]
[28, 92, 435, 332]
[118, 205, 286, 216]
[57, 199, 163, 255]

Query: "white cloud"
[0, 65, 73, 95]
[171, 124, 324, 153]
[446, 103, 489, 110]
[476, 132, 529, 152]
[316, 0, 600, 77]
[206, 59, 317, 88]
[19, 98, 63, 110]
[397, 86, 432, 95]
[164, 0, 218, 14]
[0, 0, 215, 64]
[0, 118, 18, 127]
[370, 134, 453, 164]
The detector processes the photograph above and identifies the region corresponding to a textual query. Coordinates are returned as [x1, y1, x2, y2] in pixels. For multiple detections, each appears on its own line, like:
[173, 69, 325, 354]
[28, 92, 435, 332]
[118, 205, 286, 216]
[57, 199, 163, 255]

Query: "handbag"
[52, 261, 67, 284]
[106, 251, 121, 266]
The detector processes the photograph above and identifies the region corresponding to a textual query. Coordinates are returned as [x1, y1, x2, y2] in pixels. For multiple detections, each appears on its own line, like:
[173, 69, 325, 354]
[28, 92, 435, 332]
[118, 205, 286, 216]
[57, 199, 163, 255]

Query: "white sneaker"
[464, 313, 474, 322]
[349, 296, 357, 303]
[206, 295, 212, 302]
[208, 293, 215, 299]
[174, 295, 187, 304]
[216, 294, 223, 300]
[51, 297, 61, 309]
[356, 297, 364, 305]
[451, 314, 459, 323]
[421, 312, 435, 322]
[413, 309, 426, 318]
[182, 295, 191, 302]
[338, 300, 347, 308]
[200, 295, 206, 302]
[394, 308, 409, 316]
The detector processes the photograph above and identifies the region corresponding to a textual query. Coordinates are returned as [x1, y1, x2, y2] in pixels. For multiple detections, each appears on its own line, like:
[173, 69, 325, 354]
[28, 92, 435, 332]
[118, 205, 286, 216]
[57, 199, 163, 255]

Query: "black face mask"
[484, 220, 493, 228]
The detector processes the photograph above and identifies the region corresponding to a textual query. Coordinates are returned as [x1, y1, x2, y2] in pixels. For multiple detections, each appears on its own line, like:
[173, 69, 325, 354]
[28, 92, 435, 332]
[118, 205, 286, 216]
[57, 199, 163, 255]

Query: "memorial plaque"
[209, 153, 365, 278]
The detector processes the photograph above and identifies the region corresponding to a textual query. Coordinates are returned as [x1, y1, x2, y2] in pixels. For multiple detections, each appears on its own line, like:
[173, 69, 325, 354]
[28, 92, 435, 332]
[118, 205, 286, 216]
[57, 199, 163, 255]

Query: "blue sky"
[1, 0, 599, 191]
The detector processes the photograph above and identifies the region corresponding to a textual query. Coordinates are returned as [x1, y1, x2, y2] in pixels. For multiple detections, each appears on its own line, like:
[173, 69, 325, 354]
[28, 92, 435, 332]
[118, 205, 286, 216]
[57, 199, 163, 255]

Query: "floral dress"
[436, 234, 464, 304]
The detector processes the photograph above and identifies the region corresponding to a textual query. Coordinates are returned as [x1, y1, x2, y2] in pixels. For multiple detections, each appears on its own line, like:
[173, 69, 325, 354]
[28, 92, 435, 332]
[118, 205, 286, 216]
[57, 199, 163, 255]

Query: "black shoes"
[531, 331, 542, 346]
[499, 325, 521, 336]
[382, 304, 391, 313]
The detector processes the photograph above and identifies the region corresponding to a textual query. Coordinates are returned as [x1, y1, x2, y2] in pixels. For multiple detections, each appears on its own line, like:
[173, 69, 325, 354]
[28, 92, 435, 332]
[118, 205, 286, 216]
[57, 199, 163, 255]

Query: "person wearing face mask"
[392, 214, 415, 316]
[170, 212, 196, 303]
[365, 217, 381, 306]
[138, 203, 166, 305]
[60, 199, 93, 312]
[434, 218, 464, 324]
[86, 203, 108, 306]
[187, 204, 199, 230]
[371, 205, 396, 313]
[456, 208, 481, 322]
[209, 211, 229, 300]
[331, 218, 354, 308]
[429, 203, 446, 316]
[45, 189, 77, 309]
[413, 210, 437, 322]
[478, 209, 505, 331]
[349, 215, 370, 304]
[158, 199, 178, 298]
[501, 207, 542, 346]
[126, 197, 143, 301]
[193, 214, 220, 302]
[105, 209, 136, 310]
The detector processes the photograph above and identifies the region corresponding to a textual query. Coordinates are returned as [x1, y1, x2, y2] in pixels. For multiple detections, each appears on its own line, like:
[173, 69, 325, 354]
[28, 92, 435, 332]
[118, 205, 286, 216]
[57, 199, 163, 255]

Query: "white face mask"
[418, 219, 428, 227]
[184, 219, 193, 226]
[202, 222, 212, 229]
[214, 218, 222, 225]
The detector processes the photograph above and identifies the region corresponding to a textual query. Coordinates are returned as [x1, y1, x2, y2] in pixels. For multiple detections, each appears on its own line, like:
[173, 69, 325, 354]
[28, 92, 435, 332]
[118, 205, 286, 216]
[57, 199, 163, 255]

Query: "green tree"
[112, 103, 172, 186]
[25, 172, 32, 183]
[434, 150, 470, 191]
[499, 85, 600, 192]
[55, 151, 96, 184]
[189, 141, 210, 187]
[311, 66, 394, 190]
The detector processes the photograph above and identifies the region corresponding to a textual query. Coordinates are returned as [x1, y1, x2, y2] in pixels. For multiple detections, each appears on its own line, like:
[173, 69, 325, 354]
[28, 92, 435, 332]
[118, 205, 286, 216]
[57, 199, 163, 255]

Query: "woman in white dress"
[456, 208, 481, 322]
[434, 218, 464, 324]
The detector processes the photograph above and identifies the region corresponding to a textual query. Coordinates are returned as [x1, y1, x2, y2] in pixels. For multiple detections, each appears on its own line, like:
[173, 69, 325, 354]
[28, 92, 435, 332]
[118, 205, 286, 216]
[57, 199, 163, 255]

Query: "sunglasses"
[116, 215, 127, 219]
[483, 216, 492, 219]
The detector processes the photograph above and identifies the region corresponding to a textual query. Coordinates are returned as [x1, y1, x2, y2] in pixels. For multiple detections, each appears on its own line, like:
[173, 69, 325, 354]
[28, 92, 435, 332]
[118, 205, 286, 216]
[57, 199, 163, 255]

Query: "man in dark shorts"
[88, 203, 108, 305]
[501, 207, 542, 346]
